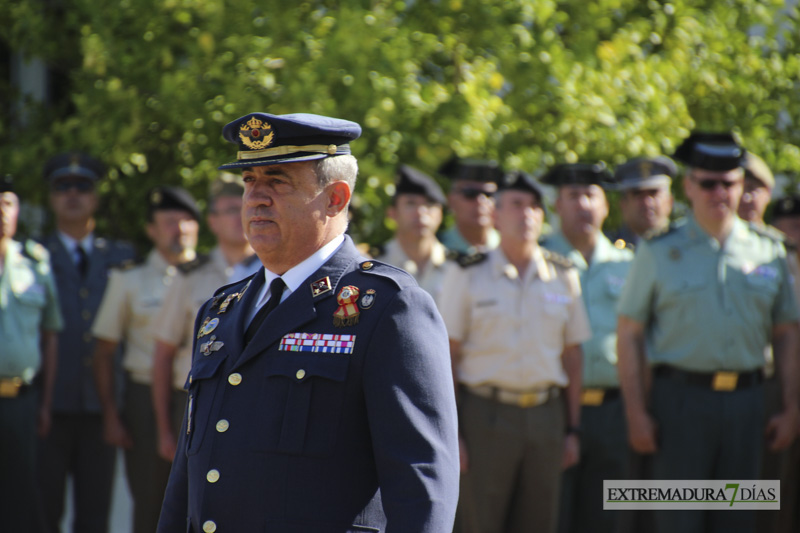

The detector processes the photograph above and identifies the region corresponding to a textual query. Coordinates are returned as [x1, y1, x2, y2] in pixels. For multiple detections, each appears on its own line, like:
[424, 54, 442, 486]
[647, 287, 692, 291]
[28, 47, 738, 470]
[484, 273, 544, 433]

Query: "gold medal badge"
[333, 286, 360, 327]
[217, 293, 238, 314]
[197, 317, 219, 338]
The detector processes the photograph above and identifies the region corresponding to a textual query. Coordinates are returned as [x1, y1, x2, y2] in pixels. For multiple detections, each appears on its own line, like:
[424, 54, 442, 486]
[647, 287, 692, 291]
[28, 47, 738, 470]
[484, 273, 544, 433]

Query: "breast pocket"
[185, 355, 226, 456]
[254, 354, 350, 457]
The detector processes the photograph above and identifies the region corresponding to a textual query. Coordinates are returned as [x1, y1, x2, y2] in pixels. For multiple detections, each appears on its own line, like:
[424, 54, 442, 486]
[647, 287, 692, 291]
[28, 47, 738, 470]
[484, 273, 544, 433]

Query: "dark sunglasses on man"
[458, 187, 495, 200]
[51, 179, 95, 193]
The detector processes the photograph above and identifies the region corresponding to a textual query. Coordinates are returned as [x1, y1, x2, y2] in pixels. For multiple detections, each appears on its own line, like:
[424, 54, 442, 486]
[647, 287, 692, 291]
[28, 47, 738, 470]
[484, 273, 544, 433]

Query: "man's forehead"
[0, 191, 18, 203]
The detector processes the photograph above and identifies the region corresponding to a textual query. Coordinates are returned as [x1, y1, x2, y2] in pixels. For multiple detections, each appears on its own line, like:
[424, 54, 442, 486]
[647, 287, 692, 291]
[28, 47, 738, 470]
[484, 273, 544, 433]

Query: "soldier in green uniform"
[438, 158, 503, 255]
[738, 151, 774, 225]
[539, 163, 634, 533]
[0, 176, 63, 533]
[617, 133, 800, 533]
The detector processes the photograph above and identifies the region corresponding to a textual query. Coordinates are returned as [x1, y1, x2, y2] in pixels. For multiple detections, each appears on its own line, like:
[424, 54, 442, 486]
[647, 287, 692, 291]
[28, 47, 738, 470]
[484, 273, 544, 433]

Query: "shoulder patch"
[456, 252, 488, 268]
[542, 248, 573, 269]
[178, 253, 211, 274]
[23, 240, 49, 262]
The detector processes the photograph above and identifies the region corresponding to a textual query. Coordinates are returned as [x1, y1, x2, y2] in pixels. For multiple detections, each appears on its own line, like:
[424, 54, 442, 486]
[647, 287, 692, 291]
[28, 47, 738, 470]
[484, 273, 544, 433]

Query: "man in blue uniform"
[37, 152, 137, 533]
[157, 112, 460, 533]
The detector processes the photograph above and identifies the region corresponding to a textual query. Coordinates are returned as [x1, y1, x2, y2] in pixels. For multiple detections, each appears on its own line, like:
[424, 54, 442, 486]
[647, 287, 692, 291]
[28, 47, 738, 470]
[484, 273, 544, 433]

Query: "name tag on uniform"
[279, 333, 356, 354]
[752, 265, 778, 280]
[544, 292, 571, 304]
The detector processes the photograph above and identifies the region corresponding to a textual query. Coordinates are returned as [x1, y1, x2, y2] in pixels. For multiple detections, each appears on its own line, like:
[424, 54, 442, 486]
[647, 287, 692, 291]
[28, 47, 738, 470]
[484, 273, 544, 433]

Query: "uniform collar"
[57, 231, 94, 256]
[383, 238, 447, 275]
[256, 233, 345, 308]
[490, 245, 550, 282]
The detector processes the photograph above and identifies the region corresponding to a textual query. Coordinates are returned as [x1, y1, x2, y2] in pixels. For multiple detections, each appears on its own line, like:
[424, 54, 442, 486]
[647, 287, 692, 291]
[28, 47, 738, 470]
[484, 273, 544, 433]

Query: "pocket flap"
[264, 353, 349, 382]
[185, 355, 226, 388]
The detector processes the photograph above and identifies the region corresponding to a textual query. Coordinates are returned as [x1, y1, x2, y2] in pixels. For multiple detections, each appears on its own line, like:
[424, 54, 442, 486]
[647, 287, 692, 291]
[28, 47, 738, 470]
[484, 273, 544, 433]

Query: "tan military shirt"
[439, 246, 591, 390]
[152, 248, 233, 389]
[92, 250, 179, 385]
[375, 238, 448, 303]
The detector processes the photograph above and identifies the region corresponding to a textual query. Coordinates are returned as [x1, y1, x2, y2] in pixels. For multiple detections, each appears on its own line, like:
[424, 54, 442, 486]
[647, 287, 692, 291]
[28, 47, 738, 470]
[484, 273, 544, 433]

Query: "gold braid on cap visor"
[237, 144, 345, 160]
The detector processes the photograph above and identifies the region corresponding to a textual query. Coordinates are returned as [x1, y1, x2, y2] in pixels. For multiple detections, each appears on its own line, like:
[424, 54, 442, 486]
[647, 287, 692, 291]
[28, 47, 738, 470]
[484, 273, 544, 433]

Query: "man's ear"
[326, 181, 351, 216]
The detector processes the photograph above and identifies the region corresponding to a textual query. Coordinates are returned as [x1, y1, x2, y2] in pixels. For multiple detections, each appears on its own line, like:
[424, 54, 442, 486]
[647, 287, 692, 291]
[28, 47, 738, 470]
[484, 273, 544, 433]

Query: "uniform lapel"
[232, 237, 361, 370]
[47, 235, 80, 282]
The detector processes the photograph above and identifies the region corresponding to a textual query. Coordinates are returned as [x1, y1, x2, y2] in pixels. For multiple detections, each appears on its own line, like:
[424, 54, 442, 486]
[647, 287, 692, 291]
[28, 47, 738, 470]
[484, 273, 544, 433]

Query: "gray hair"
[314, 155, 358, 192]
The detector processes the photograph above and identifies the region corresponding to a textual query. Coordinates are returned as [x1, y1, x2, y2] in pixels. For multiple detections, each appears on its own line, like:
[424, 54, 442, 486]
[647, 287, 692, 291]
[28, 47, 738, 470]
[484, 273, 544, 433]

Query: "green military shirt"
[0, 240, 63, 380]
[543, 231, 633, 388]
[438, 225, 500, 256]
[618, 215, 799, 372]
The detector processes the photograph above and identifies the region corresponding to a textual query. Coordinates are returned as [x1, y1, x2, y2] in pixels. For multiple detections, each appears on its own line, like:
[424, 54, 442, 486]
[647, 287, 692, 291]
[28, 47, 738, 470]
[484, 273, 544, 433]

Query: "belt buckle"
[581, 389, 605, 406]
[518, 391, 541, 408]
[0, 378, 22, 398]
[712, 371, 738, 391]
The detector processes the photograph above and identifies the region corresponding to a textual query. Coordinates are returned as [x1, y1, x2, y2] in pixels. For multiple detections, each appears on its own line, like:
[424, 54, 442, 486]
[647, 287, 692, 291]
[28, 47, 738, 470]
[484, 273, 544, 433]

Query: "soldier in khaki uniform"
[150, 175, 259, 463]
[738, 151, 774, 225]
[440, 170, 591, 533]
[617, 133, 800, 533]
[0, 177, 63, 533]
[375, 165, 449, 303]
[438, 158, 503, 255]
[92, 186, 200, 533]
[539, 163, 634, 533]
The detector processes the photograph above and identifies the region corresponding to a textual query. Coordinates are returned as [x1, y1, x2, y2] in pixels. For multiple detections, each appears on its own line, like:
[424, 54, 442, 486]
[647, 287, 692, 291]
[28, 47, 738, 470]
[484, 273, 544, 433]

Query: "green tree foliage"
[1, 0, 799, 249]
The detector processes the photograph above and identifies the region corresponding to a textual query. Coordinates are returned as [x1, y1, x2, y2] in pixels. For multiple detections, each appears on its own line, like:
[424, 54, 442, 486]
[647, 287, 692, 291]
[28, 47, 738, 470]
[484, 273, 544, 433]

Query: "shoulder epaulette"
[456, 252, 488, 268]
[23, 240, 49, 262]
[178, 253, 211, 274]
[114, 258, 143, 271]
[752, 223, 788, 243]
[542, 248, 573, 268]
[445, 248, 460, 262]
[353, 259, 417, 290]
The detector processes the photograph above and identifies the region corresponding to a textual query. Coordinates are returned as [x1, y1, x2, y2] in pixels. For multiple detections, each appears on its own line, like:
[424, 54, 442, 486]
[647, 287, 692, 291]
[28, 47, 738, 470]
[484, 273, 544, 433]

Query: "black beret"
[614, 157, 677, 191]
[0, 175, 13, 193]
[147, 186, 201, 221]
[219, 112, 361, 170]
[771, 195, 800, 221]
[43, 152, 105, 182]
[672, 132, 745, 172]
[438, 157, 504, 184]
[498, 170, 545, 201]
[394, 165, 446, 205]
[540, 162, 612, 187]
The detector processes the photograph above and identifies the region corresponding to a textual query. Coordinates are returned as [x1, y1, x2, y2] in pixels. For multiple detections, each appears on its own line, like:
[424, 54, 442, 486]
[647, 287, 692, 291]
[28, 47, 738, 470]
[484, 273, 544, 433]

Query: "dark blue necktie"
[244, 277, 285, 345]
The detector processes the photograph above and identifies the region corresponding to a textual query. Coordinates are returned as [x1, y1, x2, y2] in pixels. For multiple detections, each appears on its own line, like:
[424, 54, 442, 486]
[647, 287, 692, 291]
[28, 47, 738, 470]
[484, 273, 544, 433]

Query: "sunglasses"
[52, 180, 95, 193]
[458, 187, 495, 200]
[695, 179, 739, 191]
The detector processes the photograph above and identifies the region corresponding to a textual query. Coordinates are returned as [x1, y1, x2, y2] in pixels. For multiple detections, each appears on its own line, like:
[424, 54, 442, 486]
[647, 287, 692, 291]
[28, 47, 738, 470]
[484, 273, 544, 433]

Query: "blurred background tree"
[1, 0, 798, 251]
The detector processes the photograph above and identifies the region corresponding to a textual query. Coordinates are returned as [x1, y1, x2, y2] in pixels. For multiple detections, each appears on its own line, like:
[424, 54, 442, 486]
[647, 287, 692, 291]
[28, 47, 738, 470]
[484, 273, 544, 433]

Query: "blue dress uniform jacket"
[44, 235, 136, 412]
[157, 237, 460, 533]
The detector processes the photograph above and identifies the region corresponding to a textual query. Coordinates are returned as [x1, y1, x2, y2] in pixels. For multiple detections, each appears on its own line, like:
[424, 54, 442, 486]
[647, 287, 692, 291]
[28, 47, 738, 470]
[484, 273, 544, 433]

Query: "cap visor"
[218, 152, 329, 170]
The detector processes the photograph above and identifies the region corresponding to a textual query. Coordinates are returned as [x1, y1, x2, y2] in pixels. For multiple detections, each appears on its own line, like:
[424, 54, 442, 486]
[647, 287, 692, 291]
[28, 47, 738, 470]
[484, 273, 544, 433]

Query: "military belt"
[580, 388, 620, 406]
[655, 366, 763, 392]
[0, 377, 25, 398]
[466, 384, 560, 408]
